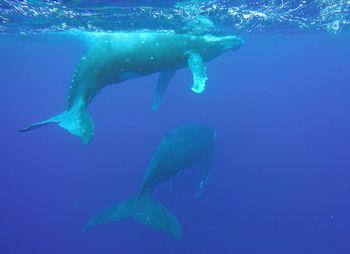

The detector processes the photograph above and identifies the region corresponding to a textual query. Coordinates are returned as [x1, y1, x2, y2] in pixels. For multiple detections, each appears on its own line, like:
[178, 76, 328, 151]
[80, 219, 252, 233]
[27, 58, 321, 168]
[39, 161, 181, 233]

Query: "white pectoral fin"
[187, 51, 207, 94]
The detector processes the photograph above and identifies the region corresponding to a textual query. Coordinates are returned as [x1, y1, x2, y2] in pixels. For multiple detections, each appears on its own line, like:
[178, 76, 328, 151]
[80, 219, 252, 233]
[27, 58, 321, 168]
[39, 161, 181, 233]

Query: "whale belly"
[119, 72, 143, 80]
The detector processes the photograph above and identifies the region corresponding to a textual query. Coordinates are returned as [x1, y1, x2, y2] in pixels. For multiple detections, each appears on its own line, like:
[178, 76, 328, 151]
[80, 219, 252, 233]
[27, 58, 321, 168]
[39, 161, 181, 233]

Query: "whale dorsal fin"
[151, 70, 176, 111]
[186, 51, 208, 94]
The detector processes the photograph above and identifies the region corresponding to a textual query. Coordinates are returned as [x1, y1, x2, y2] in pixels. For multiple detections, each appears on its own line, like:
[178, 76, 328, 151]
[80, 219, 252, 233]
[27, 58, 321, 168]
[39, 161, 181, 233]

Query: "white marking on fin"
[186, 51, 208, 93]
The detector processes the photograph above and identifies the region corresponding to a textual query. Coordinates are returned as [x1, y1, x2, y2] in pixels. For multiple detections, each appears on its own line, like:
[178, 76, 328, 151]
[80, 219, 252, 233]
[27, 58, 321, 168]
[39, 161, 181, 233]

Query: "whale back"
[139, 124, 215, 196]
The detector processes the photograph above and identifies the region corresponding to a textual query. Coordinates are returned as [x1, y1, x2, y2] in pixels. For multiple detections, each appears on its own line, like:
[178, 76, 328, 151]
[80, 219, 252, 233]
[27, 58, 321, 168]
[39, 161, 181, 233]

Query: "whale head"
[219, 35, 244, 51]
[203, 35, 244, 56]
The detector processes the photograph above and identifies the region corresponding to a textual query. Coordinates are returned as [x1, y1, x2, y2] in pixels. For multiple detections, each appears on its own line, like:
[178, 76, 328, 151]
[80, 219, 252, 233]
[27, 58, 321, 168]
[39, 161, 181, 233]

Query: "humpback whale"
[82, 124, 216, 240]
[20, 32, 242, 144]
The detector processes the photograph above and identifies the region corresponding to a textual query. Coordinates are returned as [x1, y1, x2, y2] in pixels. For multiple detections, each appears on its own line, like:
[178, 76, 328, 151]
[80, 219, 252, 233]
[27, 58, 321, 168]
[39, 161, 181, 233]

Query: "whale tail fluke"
[82, 194, 182, 240]
[19, 105, 94, 145]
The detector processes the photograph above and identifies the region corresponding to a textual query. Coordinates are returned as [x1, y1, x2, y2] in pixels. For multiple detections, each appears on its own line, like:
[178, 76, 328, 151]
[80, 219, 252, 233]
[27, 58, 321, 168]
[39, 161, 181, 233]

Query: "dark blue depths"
[0, 33, 350, 254]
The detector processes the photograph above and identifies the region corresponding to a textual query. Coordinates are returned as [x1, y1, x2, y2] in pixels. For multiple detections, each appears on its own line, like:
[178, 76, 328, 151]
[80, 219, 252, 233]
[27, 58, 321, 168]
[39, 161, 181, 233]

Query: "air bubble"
[331, 20, 340, 31]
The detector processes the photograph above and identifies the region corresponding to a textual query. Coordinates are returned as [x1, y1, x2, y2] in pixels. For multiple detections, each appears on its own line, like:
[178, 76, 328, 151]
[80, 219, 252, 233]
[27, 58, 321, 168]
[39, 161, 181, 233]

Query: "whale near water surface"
[20, 32, 243, 144]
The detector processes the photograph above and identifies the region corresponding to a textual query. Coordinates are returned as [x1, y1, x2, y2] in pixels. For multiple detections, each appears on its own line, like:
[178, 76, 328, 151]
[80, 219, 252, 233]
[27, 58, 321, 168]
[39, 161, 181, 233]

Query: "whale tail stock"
[19, 103, 94, 145]
[82, 194, 182, 240]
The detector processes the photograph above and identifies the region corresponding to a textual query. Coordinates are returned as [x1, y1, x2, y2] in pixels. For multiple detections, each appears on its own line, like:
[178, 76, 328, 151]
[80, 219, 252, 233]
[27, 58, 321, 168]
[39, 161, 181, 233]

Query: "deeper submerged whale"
[20, 32, 242, 144]
[82, 124, 216, 240]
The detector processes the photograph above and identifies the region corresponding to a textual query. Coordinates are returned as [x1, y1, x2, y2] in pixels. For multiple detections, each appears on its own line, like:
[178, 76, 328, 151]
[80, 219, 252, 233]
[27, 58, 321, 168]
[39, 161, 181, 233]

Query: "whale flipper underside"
[19, 103, 94, 145]
[187, 51, 207, 93]
[151, 70, 176, 111]
[82, 194, 182, 240]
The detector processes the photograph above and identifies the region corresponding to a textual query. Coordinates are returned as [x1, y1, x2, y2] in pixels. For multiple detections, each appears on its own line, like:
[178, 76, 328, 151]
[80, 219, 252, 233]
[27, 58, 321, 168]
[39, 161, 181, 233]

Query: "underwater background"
[1, 1, 350, 253]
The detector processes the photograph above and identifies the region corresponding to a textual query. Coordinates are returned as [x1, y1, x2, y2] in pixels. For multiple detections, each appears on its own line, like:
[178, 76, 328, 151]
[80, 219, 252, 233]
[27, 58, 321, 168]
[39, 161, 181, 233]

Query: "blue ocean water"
[1, 1, 350, 253]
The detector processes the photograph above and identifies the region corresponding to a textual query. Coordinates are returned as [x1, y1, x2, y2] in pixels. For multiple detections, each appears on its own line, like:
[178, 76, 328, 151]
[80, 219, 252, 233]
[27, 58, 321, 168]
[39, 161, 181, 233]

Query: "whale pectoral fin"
[187, 51, 207, 94]
[152, 71, 176, 111]
[195, 143, 214, 198]
[169, 180, 173, 193]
